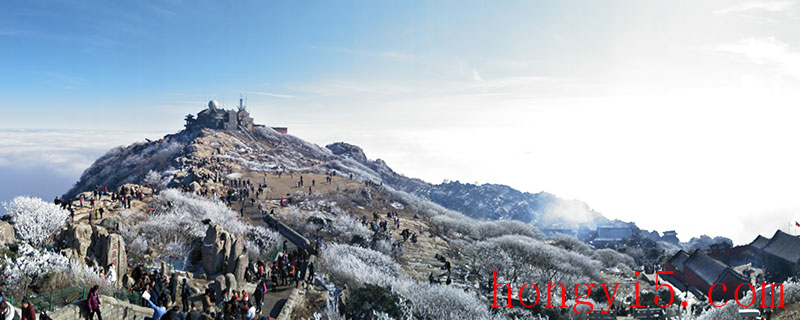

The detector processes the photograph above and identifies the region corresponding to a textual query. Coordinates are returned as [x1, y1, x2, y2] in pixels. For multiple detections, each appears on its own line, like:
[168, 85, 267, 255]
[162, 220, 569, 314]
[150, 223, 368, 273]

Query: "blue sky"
[2, 1, 800, 244]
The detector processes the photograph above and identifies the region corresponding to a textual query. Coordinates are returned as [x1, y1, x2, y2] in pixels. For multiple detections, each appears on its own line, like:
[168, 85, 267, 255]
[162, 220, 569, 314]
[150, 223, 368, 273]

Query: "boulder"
[226, 236, 245, 273]
[95, 233, 128, 279]
[58, 224, 129, 283]
[60, 248, 78, 262]
[64, 224, 94, 260]
[224, 273, 237, 292]
[99, 216, 121, 231]
[213, 275, 226, 300]
[233, 254, 248, 284]
[202, 224, 235, 276]
[0, 222, 14, 246]
[190, 181, 202, 193]
[221, 234, 232, 270]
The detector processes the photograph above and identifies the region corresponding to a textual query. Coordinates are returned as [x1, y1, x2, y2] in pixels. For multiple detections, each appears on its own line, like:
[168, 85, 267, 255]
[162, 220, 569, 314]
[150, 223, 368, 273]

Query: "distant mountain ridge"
[326, 142, 613, 230]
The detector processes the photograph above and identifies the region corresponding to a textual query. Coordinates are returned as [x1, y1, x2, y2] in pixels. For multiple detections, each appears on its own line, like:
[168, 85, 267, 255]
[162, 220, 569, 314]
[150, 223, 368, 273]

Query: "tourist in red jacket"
[21, 298, 36, 320]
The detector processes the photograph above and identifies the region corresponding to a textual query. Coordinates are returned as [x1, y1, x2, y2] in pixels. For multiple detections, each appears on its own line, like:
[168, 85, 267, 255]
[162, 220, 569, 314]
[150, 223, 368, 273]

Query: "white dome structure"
[208, 100, 219, 111]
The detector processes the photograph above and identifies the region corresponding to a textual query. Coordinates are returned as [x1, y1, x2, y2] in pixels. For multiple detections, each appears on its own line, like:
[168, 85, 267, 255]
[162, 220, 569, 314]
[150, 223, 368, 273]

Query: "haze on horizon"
[2, 0, 800, 245]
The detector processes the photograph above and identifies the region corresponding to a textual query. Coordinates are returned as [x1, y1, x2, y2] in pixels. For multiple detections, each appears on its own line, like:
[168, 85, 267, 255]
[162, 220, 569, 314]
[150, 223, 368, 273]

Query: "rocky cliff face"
[57, 223, 127, 281]
[201, 224, 248, 285]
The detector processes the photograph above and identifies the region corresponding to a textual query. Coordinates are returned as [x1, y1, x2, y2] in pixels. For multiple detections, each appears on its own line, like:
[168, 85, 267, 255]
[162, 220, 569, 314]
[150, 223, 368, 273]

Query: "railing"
[268, 247, 281, 262]
[10, 286, 85, 312]
[10, 285, 142, 312]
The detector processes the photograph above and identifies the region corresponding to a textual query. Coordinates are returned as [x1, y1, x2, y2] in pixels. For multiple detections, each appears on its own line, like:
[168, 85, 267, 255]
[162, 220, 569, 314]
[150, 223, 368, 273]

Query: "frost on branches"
[143, 169, 174, 190]
[2, 196, 70, 246]
[1, 243, 104, 295]
[118, 189, 279, 262]
[318, 243, 507, 320]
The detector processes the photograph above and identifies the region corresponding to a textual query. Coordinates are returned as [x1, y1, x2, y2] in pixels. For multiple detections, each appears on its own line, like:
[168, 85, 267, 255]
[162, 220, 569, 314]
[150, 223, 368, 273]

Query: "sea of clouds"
[0, 129, 161, 204]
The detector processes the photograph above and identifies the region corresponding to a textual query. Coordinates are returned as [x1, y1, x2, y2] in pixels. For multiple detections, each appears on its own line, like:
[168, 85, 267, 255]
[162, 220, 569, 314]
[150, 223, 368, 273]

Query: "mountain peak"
[326, 142, 368, 164]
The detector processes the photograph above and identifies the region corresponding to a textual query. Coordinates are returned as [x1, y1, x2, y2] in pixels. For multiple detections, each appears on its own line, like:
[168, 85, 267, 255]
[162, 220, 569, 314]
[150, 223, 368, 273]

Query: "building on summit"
[661, 230, 680, 245]
[184, 99, 288, 134]
[591, 227, 633, 248]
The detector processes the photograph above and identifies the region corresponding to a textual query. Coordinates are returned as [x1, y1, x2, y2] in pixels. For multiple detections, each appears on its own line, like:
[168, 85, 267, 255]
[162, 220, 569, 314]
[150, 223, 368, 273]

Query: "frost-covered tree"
[2, 196, 70, 246]
[143, 169, 172, 190]
[118, 189, 279, 263]
[551, 234, 592, 255]
[686, 235, 733, 251]
[476, 220, 544, 241]
[318, 243, 406, 288]
[592, 248, 636, 269]
[280, 205, 371, 243]
[316, 243, 508, 320]
[1, 243, 104, 296]
[66, 140, 183, 198]
[469, 235, 603, 291]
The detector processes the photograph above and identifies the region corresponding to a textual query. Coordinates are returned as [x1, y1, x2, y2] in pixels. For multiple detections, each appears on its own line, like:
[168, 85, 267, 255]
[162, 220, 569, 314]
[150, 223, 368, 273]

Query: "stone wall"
[277, 289, 303, 320]
[46, 295, 152, 320]
[262, 215, 315, 254]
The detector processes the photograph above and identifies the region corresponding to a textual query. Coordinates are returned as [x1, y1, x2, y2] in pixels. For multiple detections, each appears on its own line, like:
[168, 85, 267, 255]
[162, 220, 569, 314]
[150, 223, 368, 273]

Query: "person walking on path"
[253, 279, 266, 315]
[87, 285, 102, 320]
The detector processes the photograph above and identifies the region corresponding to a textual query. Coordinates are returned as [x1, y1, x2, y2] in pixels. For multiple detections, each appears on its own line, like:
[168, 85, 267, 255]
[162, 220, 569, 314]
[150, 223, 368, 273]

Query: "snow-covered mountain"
[68, 109, 616, 231]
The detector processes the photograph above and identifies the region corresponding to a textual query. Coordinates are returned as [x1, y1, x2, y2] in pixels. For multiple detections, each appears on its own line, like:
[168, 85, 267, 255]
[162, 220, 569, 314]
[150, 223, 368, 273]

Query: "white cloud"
[714, 37, 800, 78]
[713, 1, 794, 15]
[0, 130, 159, 175]
[249, 91, 294, 99]
[310, 46, 415, 60]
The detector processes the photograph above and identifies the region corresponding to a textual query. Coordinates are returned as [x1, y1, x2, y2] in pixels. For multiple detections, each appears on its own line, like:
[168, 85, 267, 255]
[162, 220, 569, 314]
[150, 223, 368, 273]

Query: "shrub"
[0, 243, 104, 297]
[2, 196, 70, 246]
[281, 207, 371, 243]
[318, 243, 406, 288]
[318, 244, 514, 320]
[470, 235, 602, 289]
[345, 284, 404, 320]
[592, 248, 636, 269]
[550, 234, 592, 256]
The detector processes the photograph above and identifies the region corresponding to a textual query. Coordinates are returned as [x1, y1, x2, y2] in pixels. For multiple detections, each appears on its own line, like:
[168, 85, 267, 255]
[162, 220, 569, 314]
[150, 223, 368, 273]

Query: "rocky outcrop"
[326, 142, 368, 164]
[95, 233, 128, 278]
[201, 224, 246, 280]
[202, 224, 229, 275]
[224, 273, 237, 293]
[226, 237, 245, 274]
[233, 254, 248, 284]
[212, 272, 239, 297]
[0, 221, 15, 246]
[60, 223, 94, 260]
[212, 274, 226, 299]
[57, 223, 127, 284]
